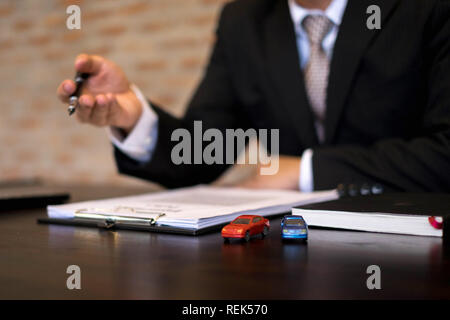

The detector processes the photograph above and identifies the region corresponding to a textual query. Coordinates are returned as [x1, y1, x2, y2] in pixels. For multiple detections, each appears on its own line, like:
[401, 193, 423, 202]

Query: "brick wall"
[0, 0, 229, 186]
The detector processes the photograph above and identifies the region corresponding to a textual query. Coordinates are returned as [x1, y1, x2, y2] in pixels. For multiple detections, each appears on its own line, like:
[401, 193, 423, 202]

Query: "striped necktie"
[302, 14, 334, 143]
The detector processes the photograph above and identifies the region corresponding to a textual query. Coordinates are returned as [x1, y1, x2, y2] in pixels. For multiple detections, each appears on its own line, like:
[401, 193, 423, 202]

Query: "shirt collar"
[288, 0, 348, 31]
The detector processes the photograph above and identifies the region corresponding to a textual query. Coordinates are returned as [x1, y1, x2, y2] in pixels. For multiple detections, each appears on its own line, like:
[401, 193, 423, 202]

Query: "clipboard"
[37, 210, 227, 236]
[38, 186, 337, 236]
[37, 209, 286, 236]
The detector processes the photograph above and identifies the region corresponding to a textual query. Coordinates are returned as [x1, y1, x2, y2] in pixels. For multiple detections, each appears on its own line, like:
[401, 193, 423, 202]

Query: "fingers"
[237, 177, 264, 189]
[75, 93, 117, 126]
[57, 79, 76, 103]
[69, 91, 122, 127]
[75, 53, 104, 75]
[89, 94, 110, 126]
[75, 94, 95, 123]
[105, 93, 122, 124]
[57, 53, 101, 104]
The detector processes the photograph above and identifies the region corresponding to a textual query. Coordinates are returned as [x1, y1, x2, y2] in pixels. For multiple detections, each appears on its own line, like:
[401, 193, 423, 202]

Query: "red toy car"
[222, 215, 270, 242]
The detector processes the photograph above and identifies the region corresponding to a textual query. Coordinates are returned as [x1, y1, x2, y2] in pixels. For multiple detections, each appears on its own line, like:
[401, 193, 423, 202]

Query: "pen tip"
[68, 106, 75, 116]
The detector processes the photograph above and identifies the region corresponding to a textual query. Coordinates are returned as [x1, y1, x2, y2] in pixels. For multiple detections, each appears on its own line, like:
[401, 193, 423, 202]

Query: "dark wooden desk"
[0, 186, 449, 299]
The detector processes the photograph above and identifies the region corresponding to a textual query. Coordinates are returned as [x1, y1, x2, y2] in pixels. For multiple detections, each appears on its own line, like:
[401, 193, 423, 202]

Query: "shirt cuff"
[107, 84, 158, 162]
[299, 148, 314, 192]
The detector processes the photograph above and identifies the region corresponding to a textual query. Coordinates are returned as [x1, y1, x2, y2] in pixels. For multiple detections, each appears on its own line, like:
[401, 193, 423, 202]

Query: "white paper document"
[47, 185, 337, 230]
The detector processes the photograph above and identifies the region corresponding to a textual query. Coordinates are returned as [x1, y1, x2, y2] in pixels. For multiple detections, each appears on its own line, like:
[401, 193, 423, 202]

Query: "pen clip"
[150, 212, 166, 225]
[97, 218, 116, 229]
[74, 207, 166, 228]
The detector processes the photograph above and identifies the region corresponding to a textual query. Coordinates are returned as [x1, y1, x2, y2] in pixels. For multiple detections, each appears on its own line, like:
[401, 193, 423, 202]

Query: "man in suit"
[57, 0, 450, 192]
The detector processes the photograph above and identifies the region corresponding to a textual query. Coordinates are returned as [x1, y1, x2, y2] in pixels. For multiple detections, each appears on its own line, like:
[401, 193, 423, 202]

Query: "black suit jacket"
[115, 0, 450, 192]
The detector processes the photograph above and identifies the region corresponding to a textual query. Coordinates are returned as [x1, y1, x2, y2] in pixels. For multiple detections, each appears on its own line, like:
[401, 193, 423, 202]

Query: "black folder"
[293, 193, 450, 241]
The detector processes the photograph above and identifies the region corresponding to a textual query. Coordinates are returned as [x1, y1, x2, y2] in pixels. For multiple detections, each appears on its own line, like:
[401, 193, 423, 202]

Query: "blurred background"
[0, 0, 229, 187]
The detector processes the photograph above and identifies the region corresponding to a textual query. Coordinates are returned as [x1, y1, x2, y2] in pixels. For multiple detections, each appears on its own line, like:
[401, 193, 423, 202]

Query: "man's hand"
[237, 155, 301, 190]
[56, 54, 142, 133]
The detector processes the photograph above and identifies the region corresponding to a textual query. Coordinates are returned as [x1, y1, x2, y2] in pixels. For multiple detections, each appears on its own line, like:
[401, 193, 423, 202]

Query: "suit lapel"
[263, 0, 319, 147]
[325, 0, 400, 143]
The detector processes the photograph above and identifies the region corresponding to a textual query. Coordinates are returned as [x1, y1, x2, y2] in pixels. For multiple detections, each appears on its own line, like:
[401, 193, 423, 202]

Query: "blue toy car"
[281, 215, 308, 241]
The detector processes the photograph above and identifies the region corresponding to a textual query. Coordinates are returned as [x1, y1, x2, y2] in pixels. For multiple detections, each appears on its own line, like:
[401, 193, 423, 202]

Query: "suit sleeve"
[114, 4, 248, 188]
[312, 0, 450, 192]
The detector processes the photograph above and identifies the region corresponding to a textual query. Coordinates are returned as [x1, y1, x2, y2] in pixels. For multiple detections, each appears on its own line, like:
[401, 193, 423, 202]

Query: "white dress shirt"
[109, 0, 348, 191]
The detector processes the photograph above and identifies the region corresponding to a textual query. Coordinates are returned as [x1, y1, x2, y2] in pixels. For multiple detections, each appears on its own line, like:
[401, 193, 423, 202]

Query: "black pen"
[68, 72, 89, 116]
